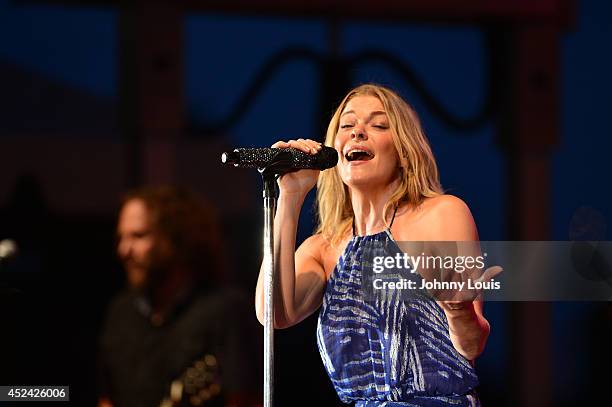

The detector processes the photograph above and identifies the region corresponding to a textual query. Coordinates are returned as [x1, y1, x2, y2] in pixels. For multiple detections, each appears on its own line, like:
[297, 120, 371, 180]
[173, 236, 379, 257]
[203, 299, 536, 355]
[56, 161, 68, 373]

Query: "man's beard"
[124, 260, 147, 289]
[124, 256, 172, 292]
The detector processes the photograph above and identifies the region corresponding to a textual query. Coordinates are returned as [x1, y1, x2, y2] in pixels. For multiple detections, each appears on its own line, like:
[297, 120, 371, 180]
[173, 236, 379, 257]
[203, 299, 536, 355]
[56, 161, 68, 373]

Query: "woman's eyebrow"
[369, 111, 387, 119]
[340, 110, 387, 118]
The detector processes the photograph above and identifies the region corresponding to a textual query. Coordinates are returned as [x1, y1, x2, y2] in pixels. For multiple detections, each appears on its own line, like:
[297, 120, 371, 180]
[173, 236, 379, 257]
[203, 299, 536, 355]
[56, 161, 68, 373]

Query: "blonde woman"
[256, 84, 490, 406]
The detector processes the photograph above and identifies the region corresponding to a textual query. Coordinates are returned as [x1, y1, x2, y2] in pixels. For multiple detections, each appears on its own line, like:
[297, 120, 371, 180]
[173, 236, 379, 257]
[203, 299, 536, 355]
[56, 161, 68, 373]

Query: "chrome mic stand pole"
[221, 147, 336, 407]
[260, 170, 278, 407]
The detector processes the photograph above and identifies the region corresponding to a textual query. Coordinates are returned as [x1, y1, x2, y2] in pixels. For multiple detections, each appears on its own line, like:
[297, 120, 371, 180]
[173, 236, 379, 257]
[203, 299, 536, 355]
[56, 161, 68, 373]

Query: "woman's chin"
[342, 173, 380, 188]
[341, 170, 400, 191]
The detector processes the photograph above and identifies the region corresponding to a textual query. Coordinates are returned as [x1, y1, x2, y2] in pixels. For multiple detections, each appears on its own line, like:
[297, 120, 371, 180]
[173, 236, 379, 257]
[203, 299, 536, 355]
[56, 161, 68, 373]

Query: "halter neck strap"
[352, 205, 399, 236]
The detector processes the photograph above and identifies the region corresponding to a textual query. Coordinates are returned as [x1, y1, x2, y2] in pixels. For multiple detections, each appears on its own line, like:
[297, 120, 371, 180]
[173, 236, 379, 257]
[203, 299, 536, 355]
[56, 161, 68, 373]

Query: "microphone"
[221, 146, 338, 172]
[0, 239, 18, 261]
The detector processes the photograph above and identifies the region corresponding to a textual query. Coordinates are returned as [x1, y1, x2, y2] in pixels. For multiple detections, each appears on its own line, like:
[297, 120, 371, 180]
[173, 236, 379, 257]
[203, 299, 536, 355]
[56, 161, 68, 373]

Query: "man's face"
[116, 199, 170, 289]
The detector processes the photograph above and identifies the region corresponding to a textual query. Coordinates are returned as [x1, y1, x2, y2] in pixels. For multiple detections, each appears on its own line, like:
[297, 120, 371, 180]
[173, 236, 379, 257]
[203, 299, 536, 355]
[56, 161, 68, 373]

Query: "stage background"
[0, 0, 610, 405]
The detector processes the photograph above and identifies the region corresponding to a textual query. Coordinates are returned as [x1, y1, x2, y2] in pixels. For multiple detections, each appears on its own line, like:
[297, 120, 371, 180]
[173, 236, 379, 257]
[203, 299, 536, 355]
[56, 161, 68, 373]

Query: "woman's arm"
[254, 139, 328, 329]
[424, 195, 491, 361]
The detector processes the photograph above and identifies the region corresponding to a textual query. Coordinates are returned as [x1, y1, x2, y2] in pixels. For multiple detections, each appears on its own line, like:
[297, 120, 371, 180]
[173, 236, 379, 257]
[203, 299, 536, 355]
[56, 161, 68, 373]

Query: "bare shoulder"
[395, 195, 478, 241]
[425, 194, 472, 218]
[425, 195, 477, 240]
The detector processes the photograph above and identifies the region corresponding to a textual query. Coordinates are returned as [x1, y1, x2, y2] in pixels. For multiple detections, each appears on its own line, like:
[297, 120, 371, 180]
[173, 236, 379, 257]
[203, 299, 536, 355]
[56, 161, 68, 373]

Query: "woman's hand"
[272, 139, 323, 197]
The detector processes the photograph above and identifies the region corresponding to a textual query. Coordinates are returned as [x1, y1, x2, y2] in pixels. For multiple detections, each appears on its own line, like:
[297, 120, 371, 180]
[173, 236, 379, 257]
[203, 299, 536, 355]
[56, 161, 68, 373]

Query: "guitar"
[159, 353, 223, 407]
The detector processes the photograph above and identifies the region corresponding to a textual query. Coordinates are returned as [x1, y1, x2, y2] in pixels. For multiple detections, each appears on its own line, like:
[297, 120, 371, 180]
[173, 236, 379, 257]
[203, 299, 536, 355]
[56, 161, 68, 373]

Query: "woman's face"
[334, 95, 400, 189]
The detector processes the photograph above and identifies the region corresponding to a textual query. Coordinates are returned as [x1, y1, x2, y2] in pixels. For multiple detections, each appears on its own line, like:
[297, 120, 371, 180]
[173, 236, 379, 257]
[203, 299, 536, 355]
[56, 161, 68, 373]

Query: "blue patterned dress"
[317, 229, 480, 406]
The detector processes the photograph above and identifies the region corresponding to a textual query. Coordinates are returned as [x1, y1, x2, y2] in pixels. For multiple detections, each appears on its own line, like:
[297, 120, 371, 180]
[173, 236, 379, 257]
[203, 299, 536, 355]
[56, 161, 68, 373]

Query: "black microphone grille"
[317, 146, 339, 169]
[291, 145, 338, 170]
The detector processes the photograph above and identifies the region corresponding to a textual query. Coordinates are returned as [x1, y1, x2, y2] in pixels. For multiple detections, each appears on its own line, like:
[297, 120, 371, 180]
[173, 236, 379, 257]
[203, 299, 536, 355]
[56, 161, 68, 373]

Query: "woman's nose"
[351, 126, 367, 140]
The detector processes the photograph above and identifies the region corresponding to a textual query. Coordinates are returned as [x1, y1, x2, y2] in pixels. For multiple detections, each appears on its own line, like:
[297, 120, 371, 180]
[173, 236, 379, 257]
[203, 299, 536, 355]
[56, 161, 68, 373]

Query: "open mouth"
[345, 149, 374, 162]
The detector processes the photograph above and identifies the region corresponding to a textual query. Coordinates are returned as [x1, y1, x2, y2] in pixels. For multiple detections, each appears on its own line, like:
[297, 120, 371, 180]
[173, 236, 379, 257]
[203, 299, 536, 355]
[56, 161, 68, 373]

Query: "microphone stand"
[222, 148, 335, 407]
[259, 168, 279, 407]
[222, 149, 298, 407]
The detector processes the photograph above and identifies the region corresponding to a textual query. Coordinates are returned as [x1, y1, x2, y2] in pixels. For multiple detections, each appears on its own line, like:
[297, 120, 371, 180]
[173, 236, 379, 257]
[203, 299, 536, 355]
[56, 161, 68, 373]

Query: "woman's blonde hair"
[316, 83, 443, 245]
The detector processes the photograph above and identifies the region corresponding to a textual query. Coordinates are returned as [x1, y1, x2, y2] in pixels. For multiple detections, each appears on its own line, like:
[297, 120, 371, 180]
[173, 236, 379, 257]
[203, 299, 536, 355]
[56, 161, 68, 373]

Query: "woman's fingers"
[272, 139, 323, 154]
[306, 139, 323, 152]
[437, 300, 469, 312]
[271, 141, 290, 149]
[292, 139, 313, 153]
[474, 266, 503, 284]
[456, 266, 502, 302]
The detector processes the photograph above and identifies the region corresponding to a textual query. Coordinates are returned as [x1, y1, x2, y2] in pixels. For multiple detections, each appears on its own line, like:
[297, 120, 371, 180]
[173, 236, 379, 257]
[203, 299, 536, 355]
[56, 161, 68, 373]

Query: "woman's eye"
[340, 124, 354, 129]
[373, 124, 389, 129]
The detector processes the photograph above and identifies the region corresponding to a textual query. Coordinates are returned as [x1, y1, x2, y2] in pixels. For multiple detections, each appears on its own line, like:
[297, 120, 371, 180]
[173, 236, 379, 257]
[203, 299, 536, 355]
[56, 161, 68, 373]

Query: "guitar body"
[160, 354, 223, 407]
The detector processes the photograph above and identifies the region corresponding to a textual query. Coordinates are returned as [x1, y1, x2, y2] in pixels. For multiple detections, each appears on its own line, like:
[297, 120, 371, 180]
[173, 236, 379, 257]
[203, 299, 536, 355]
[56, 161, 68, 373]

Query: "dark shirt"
[98, 286, 261, 407]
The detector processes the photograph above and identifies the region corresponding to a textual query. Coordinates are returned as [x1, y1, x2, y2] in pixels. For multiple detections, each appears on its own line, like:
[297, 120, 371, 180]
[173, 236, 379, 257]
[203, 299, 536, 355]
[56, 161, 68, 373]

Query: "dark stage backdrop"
[0, 0, 611, 405]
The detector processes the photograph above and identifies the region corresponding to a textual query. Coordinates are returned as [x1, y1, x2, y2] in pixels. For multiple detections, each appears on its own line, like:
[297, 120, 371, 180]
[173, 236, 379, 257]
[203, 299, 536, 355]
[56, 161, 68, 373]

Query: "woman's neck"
[350, 180, 400, 236]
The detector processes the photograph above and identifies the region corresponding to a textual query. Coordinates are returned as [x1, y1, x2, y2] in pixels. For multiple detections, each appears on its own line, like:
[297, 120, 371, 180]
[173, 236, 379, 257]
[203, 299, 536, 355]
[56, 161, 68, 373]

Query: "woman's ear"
[399, 156, 409, 169]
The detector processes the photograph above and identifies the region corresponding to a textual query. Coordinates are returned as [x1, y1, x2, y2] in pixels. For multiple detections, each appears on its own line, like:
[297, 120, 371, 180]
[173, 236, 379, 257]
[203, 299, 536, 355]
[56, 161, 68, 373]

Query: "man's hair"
[121, 185, 224, 283]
